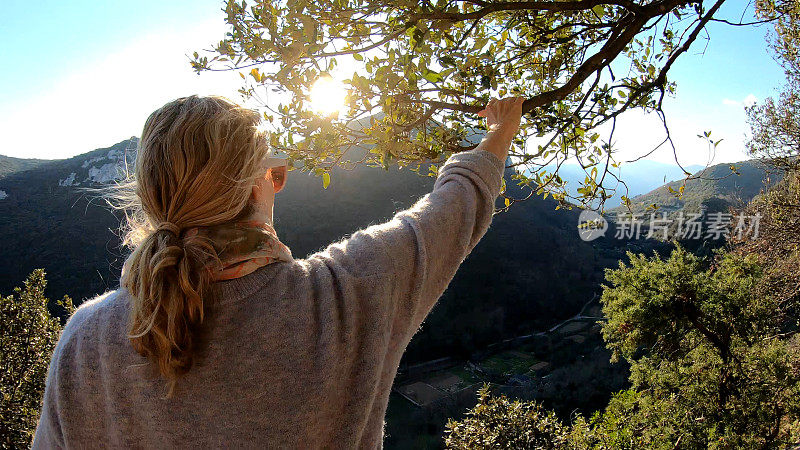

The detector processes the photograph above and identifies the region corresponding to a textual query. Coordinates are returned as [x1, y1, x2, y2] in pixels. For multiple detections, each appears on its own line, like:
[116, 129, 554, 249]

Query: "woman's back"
[35, 254, 396, 448]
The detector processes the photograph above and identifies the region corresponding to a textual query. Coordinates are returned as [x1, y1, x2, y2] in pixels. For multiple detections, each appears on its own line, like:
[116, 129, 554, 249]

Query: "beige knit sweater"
[32, 148, 505, 449]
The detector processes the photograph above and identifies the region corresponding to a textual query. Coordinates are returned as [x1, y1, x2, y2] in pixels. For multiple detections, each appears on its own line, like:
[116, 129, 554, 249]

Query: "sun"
[309, 76, 347, 117]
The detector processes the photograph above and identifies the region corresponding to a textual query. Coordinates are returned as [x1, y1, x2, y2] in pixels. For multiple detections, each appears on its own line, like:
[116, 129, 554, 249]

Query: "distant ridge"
[538, 160, 706, 209]
[0, 154, 49, 179]
[611, 159, 783, 214]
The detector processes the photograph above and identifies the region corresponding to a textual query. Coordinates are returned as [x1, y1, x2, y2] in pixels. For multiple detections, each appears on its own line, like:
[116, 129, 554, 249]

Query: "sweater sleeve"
[302, 148, 504, 347]
[31, 294, 108, 449]
[32, 349, 65, 450]
[375, 149, 505, 337]
[32, 324, 70, 450]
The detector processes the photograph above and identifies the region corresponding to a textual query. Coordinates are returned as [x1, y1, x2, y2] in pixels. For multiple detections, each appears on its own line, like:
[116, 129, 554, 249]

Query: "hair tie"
[156, 221, 181, 236]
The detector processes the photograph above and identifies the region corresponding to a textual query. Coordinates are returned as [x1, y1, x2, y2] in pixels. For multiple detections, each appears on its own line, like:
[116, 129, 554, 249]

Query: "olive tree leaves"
[192, 0, 748, 209]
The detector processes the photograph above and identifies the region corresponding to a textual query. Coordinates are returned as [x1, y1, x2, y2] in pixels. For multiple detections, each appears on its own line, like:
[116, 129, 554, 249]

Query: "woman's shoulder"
[55, 289, 129, 358]
[66, 289, 125, 327]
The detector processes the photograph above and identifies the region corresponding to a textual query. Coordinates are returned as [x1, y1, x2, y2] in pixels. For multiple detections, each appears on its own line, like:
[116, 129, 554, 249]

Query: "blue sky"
[606, 0, 785, 166]
[0, 0, 786, 165]
[0, 0, 239, 160]
[1, 0, 221, 100]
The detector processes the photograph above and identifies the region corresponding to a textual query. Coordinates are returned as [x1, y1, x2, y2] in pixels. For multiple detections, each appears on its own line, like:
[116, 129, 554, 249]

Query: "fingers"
[477, 96, 525, 121]
[482, 96, 522, 109]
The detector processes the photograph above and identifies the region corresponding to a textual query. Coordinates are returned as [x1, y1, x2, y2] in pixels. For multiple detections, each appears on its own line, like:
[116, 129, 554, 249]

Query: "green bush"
[445, 384, 571, 449]
[0, 270, 73, 449]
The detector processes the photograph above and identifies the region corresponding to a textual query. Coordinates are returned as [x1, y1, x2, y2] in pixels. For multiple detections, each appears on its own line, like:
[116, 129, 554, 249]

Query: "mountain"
[0, 154, 49, 181]
[612, 159, 783, 214]
[540, 160, 706, 209]
[0, 139, 138, 308]
[0, 137, 609, 364]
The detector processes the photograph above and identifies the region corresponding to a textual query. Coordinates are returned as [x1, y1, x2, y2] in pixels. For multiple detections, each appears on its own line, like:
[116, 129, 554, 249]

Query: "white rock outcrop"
[59, 172, 78, 186]
[81, 156, 105, 168]
[86, 163, 122, 184]
[61, 139, 138, 187]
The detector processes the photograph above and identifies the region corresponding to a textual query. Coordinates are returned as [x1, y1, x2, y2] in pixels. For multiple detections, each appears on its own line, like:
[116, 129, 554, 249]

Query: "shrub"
[444, 384, 570, 449]
[0, 270, 73, 449]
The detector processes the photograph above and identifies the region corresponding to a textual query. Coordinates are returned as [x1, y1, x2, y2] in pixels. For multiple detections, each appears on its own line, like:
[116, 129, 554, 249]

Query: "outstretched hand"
[474, 96, 525, 162]
[477, 96, 525, 136]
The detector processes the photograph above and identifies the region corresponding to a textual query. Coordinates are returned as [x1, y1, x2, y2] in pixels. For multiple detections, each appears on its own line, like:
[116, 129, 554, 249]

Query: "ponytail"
[122, 222, 215, 393]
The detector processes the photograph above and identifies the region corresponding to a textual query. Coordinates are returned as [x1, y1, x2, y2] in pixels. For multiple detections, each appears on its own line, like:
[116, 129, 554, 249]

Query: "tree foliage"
[445, 246, 800, 448]
[0, 270, 74, 449]
[192, 0, 754, 208]
[596, 247, 800, 448]
[731, 170, 800, 306]
[444, 384, 573, 449]
[746, 0, 800, 170]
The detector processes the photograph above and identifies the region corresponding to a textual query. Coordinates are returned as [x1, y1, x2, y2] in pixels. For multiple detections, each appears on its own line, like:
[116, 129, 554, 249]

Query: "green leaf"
[322, 172, 331, 189]
[421, 68, 444, 83]
[438, 55, 456, 67]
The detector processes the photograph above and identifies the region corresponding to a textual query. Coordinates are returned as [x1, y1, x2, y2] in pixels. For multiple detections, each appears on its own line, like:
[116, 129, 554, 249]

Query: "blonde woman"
[33, 94, 524, 448]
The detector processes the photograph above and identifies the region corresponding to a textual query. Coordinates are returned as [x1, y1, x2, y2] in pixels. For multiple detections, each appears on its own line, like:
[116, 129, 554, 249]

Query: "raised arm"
[303, 97, 524, 346]
[383, 97, 524, 332]
[476, 96, 525, 163]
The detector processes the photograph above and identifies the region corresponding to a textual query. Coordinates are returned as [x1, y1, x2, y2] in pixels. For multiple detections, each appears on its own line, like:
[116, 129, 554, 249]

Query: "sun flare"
[309, 76, 347, 117]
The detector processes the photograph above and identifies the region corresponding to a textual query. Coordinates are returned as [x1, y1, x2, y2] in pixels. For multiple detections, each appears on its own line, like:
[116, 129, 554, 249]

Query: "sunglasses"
[262, 155, 288, 169]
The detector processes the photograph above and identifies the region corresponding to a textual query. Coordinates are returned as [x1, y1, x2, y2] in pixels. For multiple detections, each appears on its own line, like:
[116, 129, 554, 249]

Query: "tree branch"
[407, 0, 644, 22]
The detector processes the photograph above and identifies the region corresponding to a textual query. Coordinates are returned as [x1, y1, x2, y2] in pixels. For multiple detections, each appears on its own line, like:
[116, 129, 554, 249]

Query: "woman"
[33, 94, 524, 448]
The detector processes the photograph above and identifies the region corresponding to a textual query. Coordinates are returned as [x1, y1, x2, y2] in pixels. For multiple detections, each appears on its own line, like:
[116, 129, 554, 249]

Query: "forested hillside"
[0, 155, 47, 179]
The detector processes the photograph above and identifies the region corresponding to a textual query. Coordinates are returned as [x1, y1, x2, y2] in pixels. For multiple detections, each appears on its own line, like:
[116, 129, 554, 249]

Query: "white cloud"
[721, 93, 758, 108]
[743, 93, 758, 107]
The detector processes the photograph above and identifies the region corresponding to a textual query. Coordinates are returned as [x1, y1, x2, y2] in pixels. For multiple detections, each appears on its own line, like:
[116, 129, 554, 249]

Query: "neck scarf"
[120, 220, 293, 285]
[184, 220, 294, 281]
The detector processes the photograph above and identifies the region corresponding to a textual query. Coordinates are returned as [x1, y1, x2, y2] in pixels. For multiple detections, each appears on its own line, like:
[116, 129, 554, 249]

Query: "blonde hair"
[113, 95, 270, 393]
